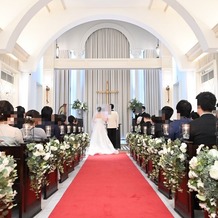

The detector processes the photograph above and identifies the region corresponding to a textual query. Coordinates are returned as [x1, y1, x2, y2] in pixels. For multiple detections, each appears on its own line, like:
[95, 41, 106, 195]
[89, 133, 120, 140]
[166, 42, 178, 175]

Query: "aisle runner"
[49, 153, 173, 218]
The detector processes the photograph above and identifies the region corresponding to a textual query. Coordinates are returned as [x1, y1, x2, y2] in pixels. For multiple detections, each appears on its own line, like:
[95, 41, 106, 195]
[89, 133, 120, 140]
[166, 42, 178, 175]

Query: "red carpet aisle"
[49, 153, 174, 218]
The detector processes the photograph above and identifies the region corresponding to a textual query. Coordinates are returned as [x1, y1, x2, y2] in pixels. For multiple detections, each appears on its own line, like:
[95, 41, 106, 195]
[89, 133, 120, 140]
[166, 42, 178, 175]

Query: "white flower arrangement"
[188, 145, 218, 218]
[26, 142, 51, 197]
[0, 152, 17, 214]
[72, 99, 88, 111]
[147, 137, 166, 181]
[159, 139, 188, 193]
[128, 98, 143, 111]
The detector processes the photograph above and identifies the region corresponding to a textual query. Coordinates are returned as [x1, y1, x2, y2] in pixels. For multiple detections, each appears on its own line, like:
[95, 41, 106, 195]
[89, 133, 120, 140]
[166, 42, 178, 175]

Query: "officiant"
[107, 104, 120, 149]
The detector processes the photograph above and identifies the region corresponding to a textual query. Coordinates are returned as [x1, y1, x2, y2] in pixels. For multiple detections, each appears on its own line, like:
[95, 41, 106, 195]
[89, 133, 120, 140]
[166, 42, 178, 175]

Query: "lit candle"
[78, 127, 81, 133]
[67, 125, 71, 134]
[143, 126, 147, 135]
[182, 124, 190, 139]
[162, 124, 169, 136]
[151, 125, 155, 135]
[60, 125, 65, 135]
[45, 125, 51, 137]
[73, 126, 77, 133]
[23, 123, 30, 138]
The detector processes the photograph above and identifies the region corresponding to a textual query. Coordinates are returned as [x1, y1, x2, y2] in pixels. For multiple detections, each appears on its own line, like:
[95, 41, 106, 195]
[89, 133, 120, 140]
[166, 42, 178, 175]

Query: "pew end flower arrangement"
[147, 137, 166, 181]
[0, 152, 17, 215]
[63, 133, 90, 161]
[47, 139, 71, 174]
[188, 145, 218, 218]
[159, 139, 188, 193]
[26, 143, 51, 198]
[72, 99, 88, 111]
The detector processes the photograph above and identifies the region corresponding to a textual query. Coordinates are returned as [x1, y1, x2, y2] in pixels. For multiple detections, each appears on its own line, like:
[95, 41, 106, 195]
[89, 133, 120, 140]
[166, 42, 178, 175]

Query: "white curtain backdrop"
[54, 50, 70, 114]
[84, 28, 130, 138]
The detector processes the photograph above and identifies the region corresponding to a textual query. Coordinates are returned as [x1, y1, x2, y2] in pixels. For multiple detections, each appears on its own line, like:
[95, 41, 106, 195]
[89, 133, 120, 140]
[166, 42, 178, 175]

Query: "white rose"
[188, 170, 198, 178]
[189, 157, 198, 169]
[196, 144, 204, 154]
[50, 146, 57, 151]
[43, 153, 50, 161]
[3, 158, 9, 166]
[33, 151, 41, 157]
[180, 143, 187, 153]
[208, 149, 218, 158]
[35, 143, 44, 152]
[209, 161, 218, 180]
[196, 194, 206, 201]
[179, 153, 185, 161]
[197, 179, 204, 188]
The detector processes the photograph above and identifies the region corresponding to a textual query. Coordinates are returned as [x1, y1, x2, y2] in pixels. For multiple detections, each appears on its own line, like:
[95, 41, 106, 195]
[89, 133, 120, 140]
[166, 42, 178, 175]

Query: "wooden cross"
[97, 81, 118, 104]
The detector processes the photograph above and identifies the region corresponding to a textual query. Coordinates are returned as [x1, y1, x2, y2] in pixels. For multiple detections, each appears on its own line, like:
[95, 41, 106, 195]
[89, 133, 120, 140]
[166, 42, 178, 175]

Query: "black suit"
[189, 114, 216, 145]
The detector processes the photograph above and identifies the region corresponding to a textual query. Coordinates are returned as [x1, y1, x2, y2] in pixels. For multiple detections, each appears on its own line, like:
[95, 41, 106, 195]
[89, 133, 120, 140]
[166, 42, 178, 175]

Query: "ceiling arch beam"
[163, 0, 210, 51]
[0, 0, 53, 53]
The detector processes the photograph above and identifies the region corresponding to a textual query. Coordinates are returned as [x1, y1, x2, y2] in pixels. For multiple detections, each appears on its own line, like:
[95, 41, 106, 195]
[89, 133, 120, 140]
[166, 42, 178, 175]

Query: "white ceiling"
[0, 0, 217, 71]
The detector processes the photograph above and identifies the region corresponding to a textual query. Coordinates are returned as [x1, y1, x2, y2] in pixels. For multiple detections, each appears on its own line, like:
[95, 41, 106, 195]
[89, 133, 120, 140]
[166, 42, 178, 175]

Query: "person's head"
[161, 106, 174, 120]
[97, 106, 102, 112]
[0, 100, 14, 121]
[190, 111, 200, 120]
[142, 106, 146, 112]
[196, 92, 216, 115]
[176, 100, 192, 118]
[16, 106, 25, 117]
[41, 106, 53, 121]
[142, 113, 151, 121]
[110, 104, 114, 110]
[26, 109, 40, 118]
[68, 115, 75, 124]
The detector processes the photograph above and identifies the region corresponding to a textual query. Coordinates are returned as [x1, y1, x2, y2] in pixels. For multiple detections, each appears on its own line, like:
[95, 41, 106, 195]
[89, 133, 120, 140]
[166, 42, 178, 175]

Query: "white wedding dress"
[88, 115, 119, 156]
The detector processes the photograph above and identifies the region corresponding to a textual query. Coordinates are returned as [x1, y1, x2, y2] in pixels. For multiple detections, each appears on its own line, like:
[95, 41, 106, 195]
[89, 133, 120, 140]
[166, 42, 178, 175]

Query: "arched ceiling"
[0, 0, 217, 72]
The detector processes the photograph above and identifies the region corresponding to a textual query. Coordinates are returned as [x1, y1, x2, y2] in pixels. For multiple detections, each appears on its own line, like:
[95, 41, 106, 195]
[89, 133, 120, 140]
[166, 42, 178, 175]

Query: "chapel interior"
[0, 1, 218, 218]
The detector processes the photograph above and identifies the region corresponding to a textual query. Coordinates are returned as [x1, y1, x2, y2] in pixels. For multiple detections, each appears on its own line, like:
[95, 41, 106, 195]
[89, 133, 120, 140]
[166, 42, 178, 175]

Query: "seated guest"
[161, 106, 174, 122]
[0, 100, 24, 145]
[169, 100, 192, 140]
[59, 114, 67, 135]
[140, 113, 153, 135]
[36, 106, 60, 139]
[136, 106, 146, 125]
[21, 116, 47, 142]
[189, 91, 217, 145]
[152, 106, 174, 138]
[68, 115, 78, 133]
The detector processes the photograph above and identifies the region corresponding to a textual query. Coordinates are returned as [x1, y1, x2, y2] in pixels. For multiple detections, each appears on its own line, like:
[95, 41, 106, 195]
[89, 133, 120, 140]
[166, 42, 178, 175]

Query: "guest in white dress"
[88, 106, 119, 156]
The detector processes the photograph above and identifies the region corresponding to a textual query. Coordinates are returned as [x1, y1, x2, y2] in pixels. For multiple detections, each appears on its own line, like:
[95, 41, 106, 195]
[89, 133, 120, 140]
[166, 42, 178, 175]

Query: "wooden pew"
[43, 169, 58, 199]
[0, 144, 41, 218]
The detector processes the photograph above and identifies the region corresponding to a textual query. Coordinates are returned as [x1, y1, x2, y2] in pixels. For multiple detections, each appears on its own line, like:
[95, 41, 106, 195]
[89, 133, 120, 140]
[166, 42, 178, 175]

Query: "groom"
[107, 104, 120, 149]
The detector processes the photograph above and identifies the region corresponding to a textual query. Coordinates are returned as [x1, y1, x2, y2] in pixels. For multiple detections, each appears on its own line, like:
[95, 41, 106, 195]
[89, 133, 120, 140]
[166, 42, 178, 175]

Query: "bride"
[88, 106, 119, 156]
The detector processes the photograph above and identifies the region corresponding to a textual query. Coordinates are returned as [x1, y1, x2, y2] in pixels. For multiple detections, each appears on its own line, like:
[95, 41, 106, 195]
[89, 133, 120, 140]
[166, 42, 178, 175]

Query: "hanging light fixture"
[156, 39, 160, 58]
[56, 40, 59, 58]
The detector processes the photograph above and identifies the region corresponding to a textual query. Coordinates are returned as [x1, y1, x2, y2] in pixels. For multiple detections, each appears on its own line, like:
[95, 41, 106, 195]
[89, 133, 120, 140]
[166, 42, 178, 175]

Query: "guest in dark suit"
[169, 100, 192, 140]
[152, 106, 174, 138]
[189, 91, 217, 145]
[68, 115, 78, 133]
[36, 106, 60, 140]
[140, 113, 152, 135]
[136, 106, 146, 125]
